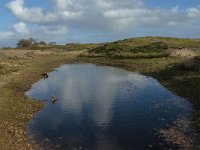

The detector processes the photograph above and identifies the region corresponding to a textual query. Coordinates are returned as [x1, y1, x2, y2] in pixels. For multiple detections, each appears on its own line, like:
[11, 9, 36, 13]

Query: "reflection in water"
[26, 64, 193, 150]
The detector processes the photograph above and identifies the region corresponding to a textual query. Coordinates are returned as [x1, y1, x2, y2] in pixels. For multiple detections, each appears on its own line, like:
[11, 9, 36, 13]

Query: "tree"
[39, 41, 47, 45]
[49, 42, 56, 46]
[29, 38, 37, 45]
[17, 39, 32, 48]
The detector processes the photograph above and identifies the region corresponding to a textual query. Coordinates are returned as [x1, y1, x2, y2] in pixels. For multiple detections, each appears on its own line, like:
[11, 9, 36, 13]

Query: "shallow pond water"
[26, 64, 193, 150]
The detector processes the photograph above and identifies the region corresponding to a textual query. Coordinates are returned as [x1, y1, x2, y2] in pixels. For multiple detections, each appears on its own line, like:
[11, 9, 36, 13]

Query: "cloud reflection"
[27, 64, 153, 127]
[26, 64, 193, 149]
[28, 64, 152, 127]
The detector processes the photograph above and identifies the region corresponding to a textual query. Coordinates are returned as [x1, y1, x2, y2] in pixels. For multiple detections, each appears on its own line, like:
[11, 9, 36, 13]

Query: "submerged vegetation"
[1, 36, 200, 149]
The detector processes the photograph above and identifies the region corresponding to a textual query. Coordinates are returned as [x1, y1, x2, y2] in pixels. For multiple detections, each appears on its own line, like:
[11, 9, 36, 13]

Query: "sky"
[1, 0, 200, 47]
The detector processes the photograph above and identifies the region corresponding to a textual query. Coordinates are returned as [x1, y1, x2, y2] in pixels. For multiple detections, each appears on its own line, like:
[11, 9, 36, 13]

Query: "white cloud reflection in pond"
[26, 64, 193, 150]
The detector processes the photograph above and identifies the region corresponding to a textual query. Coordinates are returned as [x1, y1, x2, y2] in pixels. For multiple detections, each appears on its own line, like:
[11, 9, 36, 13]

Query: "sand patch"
[169, 48, 199, 57]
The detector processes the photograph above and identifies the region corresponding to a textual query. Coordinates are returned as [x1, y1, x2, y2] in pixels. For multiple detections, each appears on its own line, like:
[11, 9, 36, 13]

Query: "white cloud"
[13, 22, 29, 34]
[0, 31, 15, 39]
[41, 25, 68, 35]
[0, 22, 29, 39]
[6, 0, 57, 23]
[186, 7, 200, 18]
[0, 22, 29, 40]
[6, 0, 200, 32]
[54, 0, 73, 10]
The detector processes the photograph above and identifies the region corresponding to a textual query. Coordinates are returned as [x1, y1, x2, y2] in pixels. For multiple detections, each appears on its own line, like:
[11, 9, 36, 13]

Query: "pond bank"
[0, 51, 80, 149]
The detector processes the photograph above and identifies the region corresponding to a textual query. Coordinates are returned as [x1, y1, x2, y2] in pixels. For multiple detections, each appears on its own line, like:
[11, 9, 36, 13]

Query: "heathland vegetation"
[0, 36, 200, 149]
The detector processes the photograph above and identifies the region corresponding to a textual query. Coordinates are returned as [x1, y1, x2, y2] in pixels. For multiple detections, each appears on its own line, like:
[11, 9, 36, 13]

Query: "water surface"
[26, 64, 193, 149]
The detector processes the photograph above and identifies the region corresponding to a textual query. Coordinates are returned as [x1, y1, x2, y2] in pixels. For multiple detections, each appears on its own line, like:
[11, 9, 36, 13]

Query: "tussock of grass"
[0, 64, 20, 75]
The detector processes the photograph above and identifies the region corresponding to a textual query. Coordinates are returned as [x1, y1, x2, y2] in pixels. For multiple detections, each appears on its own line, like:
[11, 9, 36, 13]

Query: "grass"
[116, 36, 200, 49]
[1, 36, 200, 149]
[80, 51, 169, 59]
[16, 43, 100, 51]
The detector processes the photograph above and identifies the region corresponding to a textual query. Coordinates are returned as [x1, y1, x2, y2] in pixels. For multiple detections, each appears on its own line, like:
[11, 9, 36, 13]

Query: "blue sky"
[1, 0, 200, 47]
[145, 0, 200, 9]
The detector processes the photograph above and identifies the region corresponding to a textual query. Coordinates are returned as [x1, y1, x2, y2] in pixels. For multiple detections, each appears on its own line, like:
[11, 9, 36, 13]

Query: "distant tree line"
[16, 38, 56, 48]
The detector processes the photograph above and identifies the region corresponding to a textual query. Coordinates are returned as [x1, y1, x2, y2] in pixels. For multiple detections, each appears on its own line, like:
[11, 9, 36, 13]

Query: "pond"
[26, 64, 193, 150]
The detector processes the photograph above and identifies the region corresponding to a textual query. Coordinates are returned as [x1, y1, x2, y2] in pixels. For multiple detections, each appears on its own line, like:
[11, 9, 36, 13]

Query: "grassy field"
[0, 36, 200, 149]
